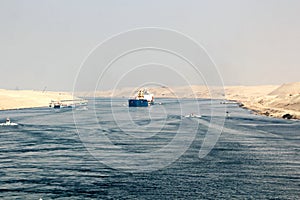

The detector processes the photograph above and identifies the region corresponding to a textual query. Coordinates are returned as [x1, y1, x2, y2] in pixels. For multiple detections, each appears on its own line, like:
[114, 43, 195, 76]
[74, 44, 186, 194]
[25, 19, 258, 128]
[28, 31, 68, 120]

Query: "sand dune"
[268, 82, 300, 96]
[0, 89, 75, 110]
[225, 83, 300, 119]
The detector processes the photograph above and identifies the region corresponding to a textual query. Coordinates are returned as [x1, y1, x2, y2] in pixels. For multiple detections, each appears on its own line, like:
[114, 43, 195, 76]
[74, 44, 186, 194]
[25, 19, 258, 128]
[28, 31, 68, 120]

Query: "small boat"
[52, 101, 74, 109]
[226, 111, 230, 117]
[53, 102, 62, 109]
[128, 89, 154, 107]
[49, 99, 88, 109]
[0, 118, 18, 126]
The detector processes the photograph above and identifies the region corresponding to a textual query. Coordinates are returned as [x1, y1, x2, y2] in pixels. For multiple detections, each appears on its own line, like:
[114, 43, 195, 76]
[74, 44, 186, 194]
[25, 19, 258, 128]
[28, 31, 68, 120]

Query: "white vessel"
[0, 118, 18, 126]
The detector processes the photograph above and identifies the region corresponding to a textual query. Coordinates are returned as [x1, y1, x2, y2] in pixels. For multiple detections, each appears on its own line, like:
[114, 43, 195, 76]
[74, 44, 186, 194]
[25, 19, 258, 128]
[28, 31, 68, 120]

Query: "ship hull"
[128, 99, 149, 107]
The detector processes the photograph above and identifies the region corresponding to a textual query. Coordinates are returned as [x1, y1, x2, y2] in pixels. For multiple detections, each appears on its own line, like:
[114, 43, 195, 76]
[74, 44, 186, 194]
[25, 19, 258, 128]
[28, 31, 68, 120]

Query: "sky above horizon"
[0, 0, 299, 91]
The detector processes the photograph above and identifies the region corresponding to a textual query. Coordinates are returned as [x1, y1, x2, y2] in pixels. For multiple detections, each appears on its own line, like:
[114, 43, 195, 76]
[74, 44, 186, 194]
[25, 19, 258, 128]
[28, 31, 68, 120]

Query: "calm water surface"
[0, 98, 299, 199]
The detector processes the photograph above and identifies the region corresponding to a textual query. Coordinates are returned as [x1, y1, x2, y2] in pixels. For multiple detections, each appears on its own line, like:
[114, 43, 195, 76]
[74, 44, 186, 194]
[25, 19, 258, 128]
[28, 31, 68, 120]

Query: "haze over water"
[0, 98, 299, 199]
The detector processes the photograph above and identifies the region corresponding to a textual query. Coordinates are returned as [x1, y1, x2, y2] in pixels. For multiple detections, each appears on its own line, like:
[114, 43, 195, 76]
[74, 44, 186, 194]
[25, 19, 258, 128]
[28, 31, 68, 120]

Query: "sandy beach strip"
[0, 89, 75, 110]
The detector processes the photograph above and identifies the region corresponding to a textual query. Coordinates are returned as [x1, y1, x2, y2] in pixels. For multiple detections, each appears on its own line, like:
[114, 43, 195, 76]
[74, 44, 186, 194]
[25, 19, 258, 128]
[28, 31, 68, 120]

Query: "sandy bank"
[78, 82, 300, 120]
[226, 83, 300, 119]
[0, 89, 75, 110]
[2, 82, 299, 119]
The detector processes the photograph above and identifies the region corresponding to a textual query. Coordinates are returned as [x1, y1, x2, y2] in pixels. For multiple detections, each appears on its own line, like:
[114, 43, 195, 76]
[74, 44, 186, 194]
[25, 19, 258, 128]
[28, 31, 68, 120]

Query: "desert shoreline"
[0, 89, 75, 111]
[1, 82, 299, 120]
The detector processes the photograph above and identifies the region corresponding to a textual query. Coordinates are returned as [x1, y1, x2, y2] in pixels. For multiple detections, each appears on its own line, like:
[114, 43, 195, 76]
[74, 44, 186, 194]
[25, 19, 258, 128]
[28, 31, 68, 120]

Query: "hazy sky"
[0, 0, 299, 91]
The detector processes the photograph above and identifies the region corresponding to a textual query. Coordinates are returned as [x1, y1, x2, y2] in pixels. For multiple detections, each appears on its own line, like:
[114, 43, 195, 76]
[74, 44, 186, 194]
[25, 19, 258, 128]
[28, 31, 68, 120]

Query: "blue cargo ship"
[128, 89, 154, 107]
